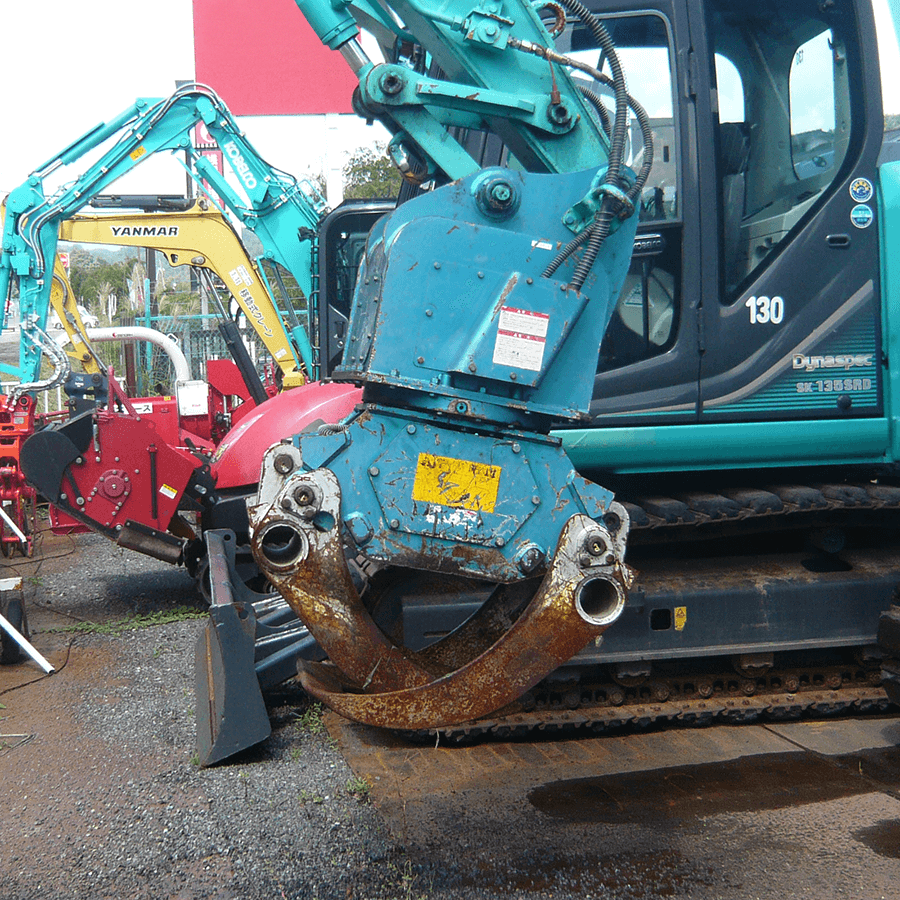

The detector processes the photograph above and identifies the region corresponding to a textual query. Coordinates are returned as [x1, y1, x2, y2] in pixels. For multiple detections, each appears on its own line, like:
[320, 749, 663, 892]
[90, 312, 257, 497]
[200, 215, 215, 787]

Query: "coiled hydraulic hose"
[513, 0, 654, 290]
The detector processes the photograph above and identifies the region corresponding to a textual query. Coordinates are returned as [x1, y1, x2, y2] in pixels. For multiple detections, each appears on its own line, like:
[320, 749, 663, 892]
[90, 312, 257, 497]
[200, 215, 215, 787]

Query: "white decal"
[493, 306, 549, 372]
[797, 378, 872, 393]
[746, 295, 784, 325]
[159, 484, 178, 500]
[792, 353, 873, 372]
[229, 265, 254, 287]
[223, 141, 258, 190]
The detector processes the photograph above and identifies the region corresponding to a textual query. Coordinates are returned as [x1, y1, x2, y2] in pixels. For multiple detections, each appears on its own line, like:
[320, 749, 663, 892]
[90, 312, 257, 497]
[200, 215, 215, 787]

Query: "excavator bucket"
[195, 530, 271, 767]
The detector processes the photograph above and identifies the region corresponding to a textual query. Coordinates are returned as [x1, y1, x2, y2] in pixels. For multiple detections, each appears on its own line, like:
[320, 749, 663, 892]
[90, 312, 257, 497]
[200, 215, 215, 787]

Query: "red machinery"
[0, 394, 38, 557]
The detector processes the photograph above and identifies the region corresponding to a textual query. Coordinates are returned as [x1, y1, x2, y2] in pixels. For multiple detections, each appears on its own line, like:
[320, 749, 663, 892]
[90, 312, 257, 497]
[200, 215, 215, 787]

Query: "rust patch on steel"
[300, 517, 626, 729]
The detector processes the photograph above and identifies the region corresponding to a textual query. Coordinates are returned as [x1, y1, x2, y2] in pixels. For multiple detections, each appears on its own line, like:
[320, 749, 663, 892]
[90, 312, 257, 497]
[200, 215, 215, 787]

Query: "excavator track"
[378, 475, 900, 740]
[619, 478, 900, 541]
[403, 655, 891, 743]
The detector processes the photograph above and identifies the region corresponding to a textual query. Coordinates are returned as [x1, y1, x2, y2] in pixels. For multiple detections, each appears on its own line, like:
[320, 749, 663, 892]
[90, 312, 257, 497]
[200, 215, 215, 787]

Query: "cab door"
[582, 0, 705, 423]
[695, 0, 885, 425]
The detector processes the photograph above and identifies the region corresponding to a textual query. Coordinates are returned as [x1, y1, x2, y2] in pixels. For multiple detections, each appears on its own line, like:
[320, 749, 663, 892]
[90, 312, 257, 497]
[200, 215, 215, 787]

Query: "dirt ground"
[3, 527, 900, 900]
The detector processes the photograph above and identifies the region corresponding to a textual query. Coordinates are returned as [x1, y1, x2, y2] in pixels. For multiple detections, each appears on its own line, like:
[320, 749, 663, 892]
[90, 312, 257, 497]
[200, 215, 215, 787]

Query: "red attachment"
[210, 381, 362, 490]
[0, 394, 38, 556]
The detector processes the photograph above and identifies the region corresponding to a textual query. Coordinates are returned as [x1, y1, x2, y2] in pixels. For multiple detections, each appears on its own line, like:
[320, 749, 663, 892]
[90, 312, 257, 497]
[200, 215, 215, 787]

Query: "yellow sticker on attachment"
[674, 606, 687, 631]
[130, 145, 147, 161]
[412, 453, 501, 513]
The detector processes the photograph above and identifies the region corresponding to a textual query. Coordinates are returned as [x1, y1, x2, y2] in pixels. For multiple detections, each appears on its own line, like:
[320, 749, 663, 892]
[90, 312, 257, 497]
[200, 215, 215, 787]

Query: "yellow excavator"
[53, 196, 311, 391]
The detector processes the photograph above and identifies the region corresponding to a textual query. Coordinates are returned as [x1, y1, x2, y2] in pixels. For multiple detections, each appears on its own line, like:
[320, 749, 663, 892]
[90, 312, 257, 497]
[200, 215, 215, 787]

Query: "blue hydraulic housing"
[336, 165, 638, 427]
[284, 165, 639, 581]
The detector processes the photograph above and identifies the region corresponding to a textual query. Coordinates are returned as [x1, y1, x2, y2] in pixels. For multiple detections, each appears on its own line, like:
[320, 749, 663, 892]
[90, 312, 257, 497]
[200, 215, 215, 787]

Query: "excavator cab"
[581, 0, 884, 431]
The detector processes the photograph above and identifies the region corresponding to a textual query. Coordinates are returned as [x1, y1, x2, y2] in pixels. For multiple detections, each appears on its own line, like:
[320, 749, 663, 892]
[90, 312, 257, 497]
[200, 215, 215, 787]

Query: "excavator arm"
[58, 199, 309, 389]
[0, 84, 326, 392]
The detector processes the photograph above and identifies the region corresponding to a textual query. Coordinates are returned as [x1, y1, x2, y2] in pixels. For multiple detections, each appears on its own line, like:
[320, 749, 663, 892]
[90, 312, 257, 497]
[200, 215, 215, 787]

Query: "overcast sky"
[0, 0, 386, 201]
[1, 0, 898, 201]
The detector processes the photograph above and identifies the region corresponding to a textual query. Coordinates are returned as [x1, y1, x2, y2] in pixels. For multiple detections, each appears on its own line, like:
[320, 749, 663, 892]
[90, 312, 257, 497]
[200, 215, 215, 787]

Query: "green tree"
[342, 144, 402, 200]
[68, 249, 135, 316]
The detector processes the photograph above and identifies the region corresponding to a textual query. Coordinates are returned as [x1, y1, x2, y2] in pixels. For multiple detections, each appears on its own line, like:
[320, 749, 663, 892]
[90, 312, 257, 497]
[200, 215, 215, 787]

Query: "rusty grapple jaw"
[248, 448, 631, 731]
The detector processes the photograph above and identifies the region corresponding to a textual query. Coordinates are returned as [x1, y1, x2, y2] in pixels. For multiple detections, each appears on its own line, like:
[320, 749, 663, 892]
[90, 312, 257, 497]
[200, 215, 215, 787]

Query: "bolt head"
[273, 453, 294, 475]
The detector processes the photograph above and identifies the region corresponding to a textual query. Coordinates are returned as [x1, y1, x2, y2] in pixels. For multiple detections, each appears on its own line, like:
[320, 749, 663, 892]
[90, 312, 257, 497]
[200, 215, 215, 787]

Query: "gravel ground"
[3, 529, 900, 900]
[0, 531, 418, 900]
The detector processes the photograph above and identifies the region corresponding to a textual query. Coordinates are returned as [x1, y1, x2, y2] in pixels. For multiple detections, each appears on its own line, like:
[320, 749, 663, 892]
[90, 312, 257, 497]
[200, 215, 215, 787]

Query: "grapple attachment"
[249, 452, 631, 731]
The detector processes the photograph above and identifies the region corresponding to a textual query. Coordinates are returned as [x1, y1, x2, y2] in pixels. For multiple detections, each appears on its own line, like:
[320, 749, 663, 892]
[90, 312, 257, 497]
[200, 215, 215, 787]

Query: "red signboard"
[192, 0, 357, 115]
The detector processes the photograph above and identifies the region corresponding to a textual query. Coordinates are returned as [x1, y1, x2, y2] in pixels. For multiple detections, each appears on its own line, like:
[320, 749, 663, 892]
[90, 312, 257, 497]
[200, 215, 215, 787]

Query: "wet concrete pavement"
[332, 713, 900, 898]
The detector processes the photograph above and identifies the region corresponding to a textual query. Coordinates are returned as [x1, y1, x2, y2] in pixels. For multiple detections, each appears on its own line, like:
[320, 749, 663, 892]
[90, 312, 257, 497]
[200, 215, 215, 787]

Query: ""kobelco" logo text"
[792, 353, 873, 372]
[224, 141, 257, 190]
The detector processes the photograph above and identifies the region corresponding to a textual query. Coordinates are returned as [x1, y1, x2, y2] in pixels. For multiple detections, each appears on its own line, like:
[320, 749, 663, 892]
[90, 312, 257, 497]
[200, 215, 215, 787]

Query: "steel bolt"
[369, 466, 380, 477]
[417, 356, 425, 364]
[511, 442, 520, 454]
[547, 102, 572, 127]
[389, 518, 400, 530]
[281, 498, 293, 511]
[273, 453, 294, 475]
[76, 497, 85, 507]
[407, 424, 417, 434]
[380, 71, 405, 95]
[293, 486, 314, 506]
[586, 535, 607, 556]
[490, 182, 512, 205]
[495, 536, 505, 548]
[468, 362, 477, 373]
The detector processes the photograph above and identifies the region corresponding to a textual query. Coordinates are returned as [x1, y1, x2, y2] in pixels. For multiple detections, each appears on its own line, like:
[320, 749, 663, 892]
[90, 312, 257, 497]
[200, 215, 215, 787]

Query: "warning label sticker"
[492, 306, 549, 372]
[412, 452, 501, 513]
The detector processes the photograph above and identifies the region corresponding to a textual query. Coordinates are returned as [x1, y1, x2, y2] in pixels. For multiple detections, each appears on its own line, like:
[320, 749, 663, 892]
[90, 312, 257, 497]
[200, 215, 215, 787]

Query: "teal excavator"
[238, 0, 900, 746]
[8, 0, 900, 763]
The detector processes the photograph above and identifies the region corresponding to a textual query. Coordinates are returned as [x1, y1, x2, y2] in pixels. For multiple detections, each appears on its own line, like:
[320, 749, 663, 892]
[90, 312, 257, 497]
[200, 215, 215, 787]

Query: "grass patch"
[296, 702, 325, 735]
[44, 606, 206, 635]
[346, 775, 371, 802]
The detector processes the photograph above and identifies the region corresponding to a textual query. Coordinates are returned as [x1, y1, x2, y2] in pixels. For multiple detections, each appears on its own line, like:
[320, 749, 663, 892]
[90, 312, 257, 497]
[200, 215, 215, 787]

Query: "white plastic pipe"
[0, 611, 54, 674]
[85, 326, 192, 383]
[0, 503, 27, 544]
